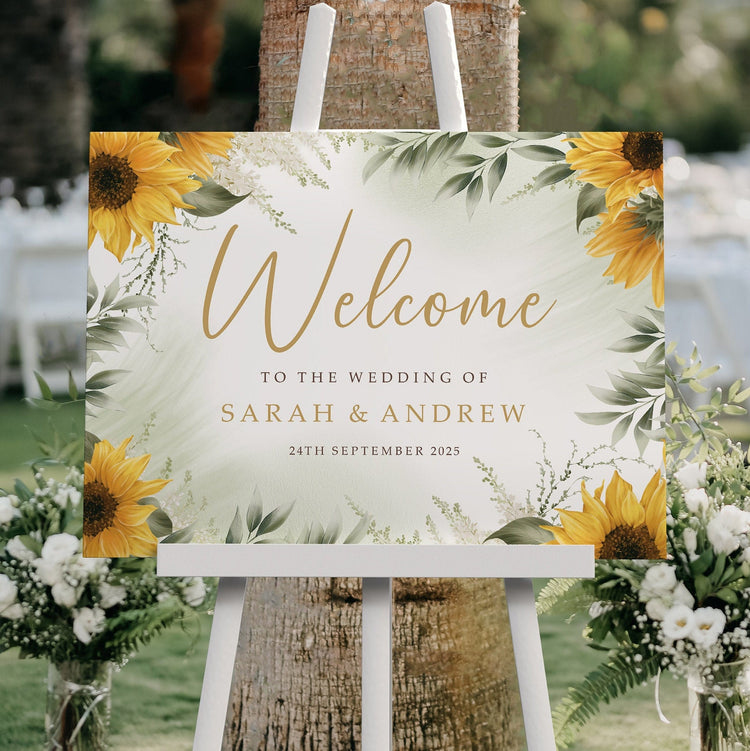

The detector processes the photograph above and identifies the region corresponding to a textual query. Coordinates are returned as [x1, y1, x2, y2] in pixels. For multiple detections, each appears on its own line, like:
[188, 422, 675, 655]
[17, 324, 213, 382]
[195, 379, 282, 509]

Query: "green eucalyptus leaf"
[436, 172, 474, 201]
[225, 507, 244, 544]
[84, 431, 100, 463]
[161, 523, 196, 544]
[611, 412, 633, 446]
[87, 269, 99, 313]
[86, 390, 119, 409]
[466, 175, 483, 220]
[101, 275, 120, 310]
[452, 153, 486, 168]
[246, 488, 264, 534]
[343, 514, 371, 544]
[576, 411, 623, 426]
[108, 294, 155, 312]
[576, 183, 607, 231]
[182, 179, 248, 218]
[487, 153, 508, 201]
[533, 162, 572, 190]
[86, 369, 130, 390]
[485, 516, 553, 545]
[97, 316, 146, 334]
[512, 145, 566, 162]
[147, 508, 173, 538]
[471, 134, 512, 148]
[256, 501, 295, 537]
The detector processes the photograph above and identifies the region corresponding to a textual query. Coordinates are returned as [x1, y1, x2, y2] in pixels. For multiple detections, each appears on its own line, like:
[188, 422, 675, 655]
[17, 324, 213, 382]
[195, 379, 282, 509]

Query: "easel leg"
[361, 577, 393, 750]
[505, 578, 557, 750]
[192, 578, 246, 751]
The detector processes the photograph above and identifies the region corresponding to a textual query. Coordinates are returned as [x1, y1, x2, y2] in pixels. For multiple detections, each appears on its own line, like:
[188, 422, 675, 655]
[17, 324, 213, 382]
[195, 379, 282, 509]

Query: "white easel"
[156, 5, 595, 748]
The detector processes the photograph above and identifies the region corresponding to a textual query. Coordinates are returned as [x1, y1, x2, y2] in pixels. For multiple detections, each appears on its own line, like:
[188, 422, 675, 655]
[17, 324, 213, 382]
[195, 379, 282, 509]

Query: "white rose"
[684, 488, 710, 515]
[662, 604, 695, 641]
[32, 557, 65, 586]
[41, 533, 79, 563]
[51, 581, 80, 609]
[672, 581, 695, 609]
[98, 582, 127, 609]
[706, 506, 750, 555]
[5, 536, 37, 561]
[640, 563, 677, 599]
[683, 528, 698, 558]
[675, 462, 707, 490]
[645, 598, 668, 621]
[0, 496, 19, 525]
[0, 574, 23, 620]
[691, 607, 726, 648]
[72, 607, 106, 645]
[182, 578, 206, 607]
[717, 505, 750, 535]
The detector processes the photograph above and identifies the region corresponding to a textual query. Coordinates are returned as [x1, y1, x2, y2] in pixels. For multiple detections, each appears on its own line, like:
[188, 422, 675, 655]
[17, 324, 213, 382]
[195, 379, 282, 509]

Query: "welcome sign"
[84, 131, 665, 559]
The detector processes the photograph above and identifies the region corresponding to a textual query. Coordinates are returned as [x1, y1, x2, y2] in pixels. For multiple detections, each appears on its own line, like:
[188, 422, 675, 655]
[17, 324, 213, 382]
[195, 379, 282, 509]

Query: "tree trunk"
[224, 2, 525, 748]
[255, 0, 520, 131]
[0, 0, 88, 202]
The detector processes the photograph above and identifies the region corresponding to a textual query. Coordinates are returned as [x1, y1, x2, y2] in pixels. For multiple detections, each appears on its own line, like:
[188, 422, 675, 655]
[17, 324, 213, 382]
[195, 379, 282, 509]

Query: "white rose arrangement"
[540, 442, 750, 747]
[0, 467, 211, 665]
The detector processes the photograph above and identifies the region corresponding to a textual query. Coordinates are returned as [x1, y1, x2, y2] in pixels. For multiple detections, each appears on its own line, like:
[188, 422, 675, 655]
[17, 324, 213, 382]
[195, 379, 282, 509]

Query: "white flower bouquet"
[539, 350, 750, 750]
[0, 465, 209, 665]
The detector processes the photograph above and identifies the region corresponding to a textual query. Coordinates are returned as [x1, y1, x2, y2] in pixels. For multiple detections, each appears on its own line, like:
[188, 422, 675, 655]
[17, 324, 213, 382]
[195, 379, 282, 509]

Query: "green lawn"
[0, 615, 210, 750]
[539, 609, 690, 749]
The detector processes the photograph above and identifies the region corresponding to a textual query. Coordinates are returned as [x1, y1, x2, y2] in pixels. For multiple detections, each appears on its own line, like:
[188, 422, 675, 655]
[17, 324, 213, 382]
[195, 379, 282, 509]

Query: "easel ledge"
[157, 543, 594, 579]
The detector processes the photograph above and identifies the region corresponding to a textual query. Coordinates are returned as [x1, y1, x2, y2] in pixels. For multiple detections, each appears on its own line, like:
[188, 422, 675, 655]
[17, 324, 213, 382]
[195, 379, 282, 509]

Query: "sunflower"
[168, 132, 234, 179]
[586, 196, 664, 307]
[89, 132, 199, 262]
[543, 470, 666, 559]
[83, 436, 170, 558]
[566, 132, 663, 214]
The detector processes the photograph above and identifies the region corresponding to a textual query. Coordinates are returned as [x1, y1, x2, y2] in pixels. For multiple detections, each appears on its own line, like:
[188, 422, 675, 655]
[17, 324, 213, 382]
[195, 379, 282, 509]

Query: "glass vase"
[45, 660, 112, 751]
[688, 660, 750, 751]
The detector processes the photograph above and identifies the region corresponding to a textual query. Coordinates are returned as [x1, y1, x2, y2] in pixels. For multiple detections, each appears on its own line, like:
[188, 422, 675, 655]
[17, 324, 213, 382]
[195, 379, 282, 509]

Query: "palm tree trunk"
[255, 0, 520, 131]
[224, 2, 524, 747]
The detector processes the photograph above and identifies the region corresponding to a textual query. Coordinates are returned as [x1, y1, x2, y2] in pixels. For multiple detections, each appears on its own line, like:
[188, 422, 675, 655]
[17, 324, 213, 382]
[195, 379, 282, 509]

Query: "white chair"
[13, 242, 86, 399]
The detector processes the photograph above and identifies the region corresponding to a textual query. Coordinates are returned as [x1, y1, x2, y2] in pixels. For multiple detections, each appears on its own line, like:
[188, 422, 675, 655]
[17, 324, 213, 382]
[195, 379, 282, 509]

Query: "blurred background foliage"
[87, 0, 750, 151]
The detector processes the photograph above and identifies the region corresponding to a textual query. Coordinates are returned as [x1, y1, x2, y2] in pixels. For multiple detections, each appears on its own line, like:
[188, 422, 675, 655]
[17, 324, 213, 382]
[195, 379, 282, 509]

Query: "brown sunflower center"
[621, 132, 663, 171]
[83, 480, 118, 538]
[598, 523, 660, 559]
[89, 153, 138, 210]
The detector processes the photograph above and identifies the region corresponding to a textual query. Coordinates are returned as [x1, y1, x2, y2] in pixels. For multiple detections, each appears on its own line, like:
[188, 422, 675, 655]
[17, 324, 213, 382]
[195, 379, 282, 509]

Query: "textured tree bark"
[255, 0, 520, 132]
[0, 0, 88, 201]
[224, 578, 523, 749]
[224, 2, 524, 747]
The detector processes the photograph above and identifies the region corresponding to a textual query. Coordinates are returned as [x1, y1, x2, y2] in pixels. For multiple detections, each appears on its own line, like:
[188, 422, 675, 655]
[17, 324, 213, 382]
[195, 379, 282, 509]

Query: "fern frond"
[553, 650, 661, 747]
[536, 578, 591, 616]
